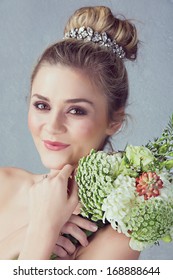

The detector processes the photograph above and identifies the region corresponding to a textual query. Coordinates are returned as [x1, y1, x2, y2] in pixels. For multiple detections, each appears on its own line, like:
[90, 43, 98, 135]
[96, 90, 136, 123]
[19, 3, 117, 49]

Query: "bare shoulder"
[0, 167, 34, 185]
[75, 224, 140, 260]
[0, 167, 35, 203]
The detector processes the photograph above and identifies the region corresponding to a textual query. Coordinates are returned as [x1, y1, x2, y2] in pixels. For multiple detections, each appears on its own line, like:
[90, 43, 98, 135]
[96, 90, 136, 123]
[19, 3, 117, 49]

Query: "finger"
[68, 215, 98, 232]
[56, 235, 76, 255]
[53, 245, 68, 258]
[73, 202, 81, 215]
[49, 164, 74, 180]
[52, 165, 75, 191]
[50, 165, 76, 198]
[58, 164, 74, 180]
[61, 222, 89, 247]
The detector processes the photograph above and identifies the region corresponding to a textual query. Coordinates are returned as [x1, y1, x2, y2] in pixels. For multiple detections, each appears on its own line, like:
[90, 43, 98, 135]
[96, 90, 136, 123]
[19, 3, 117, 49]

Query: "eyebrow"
[32, 94, 94, 106]
[65, 98, 94, 106]
[32, 94, 49, 101]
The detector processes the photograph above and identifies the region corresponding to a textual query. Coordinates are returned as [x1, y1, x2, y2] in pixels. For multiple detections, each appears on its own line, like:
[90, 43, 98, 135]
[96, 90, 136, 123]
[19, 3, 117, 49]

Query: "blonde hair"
[64, 6, 138, 60]
[31, 6, 139, 123]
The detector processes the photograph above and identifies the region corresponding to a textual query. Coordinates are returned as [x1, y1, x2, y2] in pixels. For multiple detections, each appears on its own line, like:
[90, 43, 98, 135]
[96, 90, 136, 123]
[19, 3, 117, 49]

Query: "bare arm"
[75, 224, 140, 260]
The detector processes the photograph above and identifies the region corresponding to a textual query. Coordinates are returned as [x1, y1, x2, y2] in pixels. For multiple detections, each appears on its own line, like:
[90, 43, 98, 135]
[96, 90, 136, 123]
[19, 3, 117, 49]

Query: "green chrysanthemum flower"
[76, 149, 122, 221]
[73, 114, 173, 252]
[124, 199, 173, 250]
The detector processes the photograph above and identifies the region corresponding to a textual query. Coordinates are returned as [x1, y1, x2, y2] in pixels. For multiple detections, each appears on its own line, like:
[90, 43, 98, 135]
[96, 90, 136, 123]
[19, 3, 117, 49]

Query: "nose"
[45, 110, 66, 134]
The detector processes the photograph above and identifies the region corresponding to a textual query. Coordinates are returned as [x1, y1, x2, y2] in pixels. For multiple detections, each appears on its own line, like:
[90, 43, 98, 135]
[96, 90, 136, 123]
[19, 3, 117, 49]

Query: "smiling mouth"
[43, 140, 70, 151]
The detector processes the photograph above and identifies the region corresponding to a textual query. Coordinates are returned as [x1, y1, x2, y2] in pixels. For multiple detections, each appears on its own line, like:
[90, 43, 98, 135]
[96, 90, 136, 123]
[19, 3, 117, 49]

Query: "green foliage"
[146, 114, 173, 171]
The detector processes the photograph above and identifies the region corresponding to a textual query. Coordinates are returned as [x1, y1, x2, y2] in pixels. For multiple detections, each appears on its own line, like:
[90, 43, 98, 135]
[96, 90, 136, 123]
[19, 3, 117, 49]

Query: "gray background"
[0, 0, 173, 259]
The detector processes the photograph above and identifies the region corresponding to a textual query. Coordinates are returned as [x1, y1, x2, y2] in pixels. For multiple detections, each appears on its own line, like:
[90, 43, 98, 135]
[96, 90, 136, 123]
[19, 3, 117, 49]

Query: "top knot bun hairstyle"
[31, 6, 139, 124]
[64, 6, 138, 60]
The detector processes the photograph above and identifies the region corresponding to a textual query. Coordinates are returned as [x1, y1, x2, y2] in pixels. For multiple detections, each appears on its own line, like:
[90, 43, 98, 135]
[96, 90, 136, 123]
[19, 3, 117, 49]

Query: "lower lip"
[43, 142, 70, 151]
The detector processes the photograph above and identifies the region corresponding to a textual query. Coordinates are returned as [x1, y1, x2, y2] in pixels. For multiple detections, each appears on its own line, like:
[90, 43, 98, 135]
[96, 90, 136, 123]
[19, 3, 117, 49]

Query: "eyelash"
[33, 102, 50, 111]
[68, 107, 87, 116]
[33, 102, 87, 116]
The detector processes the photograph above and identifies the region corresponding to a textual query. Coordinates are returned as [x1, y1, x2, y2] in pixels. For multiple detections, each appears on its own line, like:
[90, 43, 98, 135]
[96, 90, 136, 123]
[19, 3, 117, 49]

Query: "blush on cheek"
[75, 122, 105, 152]
[76, 122, 96, 138]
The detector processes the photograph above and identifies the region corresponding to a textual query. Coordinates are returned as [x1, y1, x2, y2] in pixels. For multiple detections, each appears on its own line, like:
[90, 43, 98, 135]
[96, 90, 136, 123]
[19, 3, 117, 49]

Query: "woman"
[0, 6, 140, 260]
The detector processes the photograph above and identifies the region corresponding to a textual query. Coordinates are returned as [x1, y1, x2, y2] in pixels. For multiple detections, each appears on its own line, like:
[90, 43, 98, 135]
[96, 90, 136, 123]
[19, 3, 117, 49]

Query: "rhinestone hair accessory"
[64, 26, 126, 59]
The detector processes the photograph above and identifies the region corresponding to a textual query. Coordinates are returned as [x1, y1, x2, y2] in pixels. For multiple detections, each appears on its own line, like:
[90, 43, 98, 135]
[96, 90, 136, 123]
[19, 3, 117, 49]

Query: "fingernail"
[90, 224, 98, 231]
[84, 240, 89, 247]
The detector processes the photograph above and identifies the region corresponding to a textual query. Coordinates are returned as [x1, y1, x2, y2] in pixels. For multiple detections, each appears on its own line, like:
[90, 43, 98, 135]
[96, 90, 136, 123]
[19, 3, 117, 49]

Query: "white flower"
[125, 145, 154, 168]
[102, 175, 136, 234]
[129, 238, 152, 251]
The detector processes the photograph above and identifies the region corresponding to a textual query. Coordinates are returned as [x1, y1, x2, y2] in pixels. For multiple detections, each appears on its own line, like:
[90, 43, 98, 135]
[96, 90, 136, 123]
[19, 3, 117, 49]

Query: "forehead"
[31, 64, 105, 101]
[34, 64, 86, 86]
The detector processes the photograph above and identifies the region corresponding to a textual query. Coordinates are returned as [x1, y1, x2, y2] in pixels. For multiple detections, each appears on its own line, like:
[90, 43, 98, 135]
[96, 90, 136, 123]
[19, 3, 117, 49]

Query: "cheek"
[73, 121, 96, 138]
[72, 120, 104, 143]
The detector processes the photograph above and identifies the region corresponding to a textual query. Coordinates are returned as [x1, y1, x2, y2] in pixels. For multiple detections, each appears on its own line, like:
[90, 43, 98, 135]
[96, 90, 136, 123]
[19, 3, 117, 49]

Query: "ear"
[106, 121, 122, 136]
[106, 109, 125, 136]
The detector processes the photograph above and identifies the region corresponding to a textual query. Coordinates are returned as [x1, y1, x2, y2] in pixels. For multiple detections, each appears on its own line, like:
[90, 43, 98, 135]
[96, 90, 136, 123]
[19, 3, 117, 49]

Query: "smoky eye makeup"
[68, 106, 88, 116]
[33, 101, 50, 111]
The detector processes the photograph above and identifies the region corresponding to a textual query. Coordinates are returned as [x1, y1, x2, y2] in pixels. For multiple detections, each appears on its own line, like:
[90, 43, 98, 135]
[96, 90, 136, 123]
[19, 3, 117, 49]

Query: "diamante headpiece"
[64, 26, 125, 59]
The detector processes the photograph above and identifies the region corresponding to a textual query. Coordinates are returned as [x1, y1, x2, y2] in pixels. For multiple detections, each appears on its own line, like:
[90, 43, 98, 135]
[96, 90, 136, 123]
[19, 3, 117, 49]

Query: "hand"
[29, 164, 78, 233]
[53, 214, 98, 258]
[18, 165, 79, 259]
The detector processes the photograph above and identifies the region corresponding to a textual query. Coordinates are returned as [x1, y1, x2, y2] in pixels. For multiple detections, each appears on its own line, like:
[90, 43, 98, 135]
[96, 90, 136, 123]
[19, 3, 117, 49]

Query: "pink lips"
[43, 140, 70, 151]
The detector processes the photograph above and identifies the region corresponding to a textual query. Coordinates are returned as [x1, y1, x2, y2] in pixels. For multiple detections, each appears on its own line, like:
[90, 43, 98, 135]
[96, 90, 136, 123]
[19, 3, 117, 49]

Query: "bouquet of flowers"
[75, 114, 173, 251]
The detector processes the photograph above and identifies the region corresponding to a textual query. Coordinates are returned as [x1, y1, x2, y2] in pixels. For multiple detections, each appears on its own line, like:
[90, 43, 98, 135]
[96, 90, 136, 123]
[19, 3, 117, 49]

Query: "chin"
[41, 156, 77, 171]
[42, 161, 67, 171]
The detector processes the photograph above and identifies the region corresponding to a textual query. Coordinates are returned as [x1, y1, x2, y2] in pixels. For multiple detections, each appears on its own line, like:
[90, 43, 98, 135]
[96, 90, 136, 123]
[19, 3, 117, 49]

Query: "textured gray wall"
[0, 0, 173, 259]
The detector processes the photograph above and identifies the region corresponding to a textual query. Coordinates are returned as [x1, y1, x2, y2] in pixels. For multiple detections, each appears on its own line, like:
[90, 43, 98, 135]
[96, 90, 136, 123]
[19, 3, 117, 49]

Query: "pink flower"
[136, 171, 163, 200]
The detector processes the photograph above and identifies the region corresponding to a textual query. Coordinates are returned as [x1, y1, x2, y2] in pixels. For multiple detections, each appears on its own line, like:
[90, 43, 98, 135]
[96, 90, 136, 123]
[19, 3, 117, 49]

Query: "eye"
[33, 102, 50, 111]
[69, 107, 87, 116]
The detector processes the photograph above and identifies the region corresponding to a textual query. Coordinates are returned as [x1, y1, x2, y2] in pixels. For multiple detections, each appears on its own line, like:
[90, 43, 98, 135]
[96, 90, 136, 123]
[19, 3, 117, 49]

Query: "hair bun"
[64, 6, 139, 60]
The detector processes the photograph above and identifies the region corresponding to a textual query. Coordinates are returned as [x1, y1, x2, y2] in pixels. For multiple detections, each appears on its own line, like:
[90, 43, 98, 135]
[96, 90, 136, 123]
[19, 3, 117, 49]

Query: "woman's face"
[28, 64, 115, 170]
